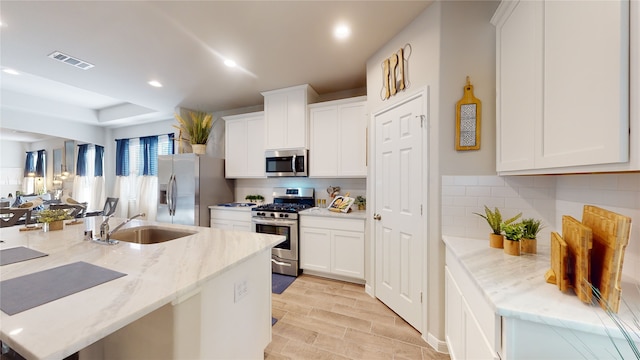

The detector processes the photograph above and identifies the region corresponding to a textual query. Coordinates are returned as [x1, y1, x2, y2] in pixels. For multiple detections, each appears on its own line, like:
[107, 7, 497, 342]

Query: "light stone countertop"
[208, 203, 257, 212]
[299, 207, 367, 220]
[0, 217, 284, 360]
[442, 235, 640, 341]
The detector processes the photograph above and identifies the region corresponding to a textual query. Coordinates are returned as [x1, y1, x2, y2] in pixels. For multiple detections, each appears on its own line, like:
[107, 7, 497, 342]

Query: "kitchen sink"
[109, 225, 197, 244]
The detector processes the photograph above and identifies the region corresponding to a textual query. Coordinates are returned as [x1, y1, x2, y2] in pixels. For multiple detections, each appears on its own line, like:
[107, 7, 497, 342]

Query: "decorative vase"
[191, 144, 206, 155]
[43, 220, 64, 232]
[503, 239, 521, 256]
[358, 204, 365, 211]
[489, 233, 504, 249]
[521, 238, 537, 254]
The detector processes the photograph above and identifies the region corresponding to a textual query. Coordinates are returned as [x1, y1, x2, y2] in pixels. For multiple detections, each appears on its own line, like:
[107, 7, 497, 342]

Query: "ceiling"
[0, 0, 433, 139]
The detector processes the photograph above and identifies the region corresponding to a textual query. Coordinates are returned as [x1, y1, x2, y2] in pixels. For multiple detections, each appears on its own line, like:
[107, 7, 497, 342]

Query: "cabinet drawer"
[300, 216, 364, 232]
[210, 209, 252, 222]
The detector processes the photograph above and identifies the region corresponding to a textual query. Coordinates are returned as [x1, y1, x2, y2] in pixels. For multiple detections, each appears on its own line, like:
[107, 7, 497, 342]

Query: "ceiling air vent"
[48, 51, 94, 70]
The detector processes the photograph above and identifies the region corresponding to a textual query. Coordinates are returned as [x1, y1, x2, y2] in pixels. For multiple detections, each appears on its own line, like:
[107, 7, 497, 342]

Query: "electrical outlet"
[234, 280, 248, 303]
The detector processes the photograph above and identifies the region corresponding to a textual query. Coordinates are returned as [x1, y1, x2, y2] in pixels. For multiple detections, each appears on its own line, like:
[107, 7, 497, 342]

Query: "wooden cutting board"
[546, 232, 570, 292]
[562, 215, 593, 304]
[582, 205, 632, 313]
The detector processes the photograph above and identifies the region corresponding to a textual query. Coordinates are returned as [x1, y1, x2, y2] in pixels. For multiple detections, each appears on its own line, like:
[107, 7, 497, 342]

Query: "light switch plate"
[234, 280, 248, 303]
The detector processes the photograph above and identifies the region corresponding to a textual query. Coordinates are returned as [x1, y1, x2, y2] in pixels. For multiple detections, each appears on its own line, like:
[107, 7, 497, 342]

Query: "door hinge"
[420, 291, 423, 303]
[420, 204, 423, 216]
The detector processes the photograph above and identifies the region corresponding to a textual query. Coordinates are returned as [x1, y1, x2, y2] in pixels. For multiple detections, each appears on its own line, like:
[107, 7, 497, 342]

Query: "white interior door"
[373, 93, 425, 331]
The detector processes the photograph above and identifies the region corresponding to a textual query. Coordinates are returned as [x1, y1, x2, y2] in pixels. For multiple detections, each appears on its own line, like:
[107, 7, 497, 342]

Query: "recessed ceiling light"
[224, 59, 237, 68]
[334, 24, 351, 40]
[2, 68, 20, 75]
[148, 80, 163, 88]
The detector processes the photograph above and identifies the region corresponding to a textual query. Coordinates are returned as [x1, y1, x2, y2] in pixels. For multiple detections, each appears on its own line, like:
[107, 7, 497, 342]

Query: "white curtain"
[113, 176, 130, 218]
[136, 176, 157, 221]
[72, 175, 104, 210]
[90, 176, 106, 212]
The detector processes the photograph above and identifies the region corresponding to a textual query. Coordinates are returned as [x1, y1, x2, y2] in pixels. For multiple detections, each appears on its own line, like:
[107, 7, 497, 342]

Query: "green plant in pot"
[354, 196, 366, 210]
[244, 194, 264, 204]
[521, 218, 543, 254]
[38, 209, 72, 231]
[173, 110, 214, 154]
[501, 222, 525, 256]
[474, 206, 521, 248]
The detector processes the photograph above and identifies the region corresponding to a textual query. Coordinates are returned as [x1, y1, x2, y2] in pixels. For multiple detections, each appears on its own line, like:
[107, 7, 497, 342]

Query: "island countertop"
[0, 217, 284, 360]
[442, 235, 640, 341]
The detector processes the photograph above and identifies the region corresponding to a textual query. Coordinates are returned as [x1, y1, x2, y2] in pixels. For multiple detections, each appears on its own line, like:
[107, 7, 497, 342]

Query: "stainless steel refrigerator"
[157, 154, 234, 226]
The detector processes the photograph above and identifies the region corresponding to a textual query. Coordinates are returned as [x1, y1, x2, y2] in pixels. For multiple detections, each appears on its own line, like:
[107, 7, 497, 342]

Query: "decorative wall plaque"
[455, 76, 481, 151]
[381, 44, 411, 100]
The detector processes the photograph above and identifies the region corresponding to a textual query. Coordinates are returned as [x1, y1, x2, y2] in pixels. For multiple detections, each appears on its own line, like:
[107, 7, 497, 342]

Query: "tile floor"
[265, 274, 451, 360]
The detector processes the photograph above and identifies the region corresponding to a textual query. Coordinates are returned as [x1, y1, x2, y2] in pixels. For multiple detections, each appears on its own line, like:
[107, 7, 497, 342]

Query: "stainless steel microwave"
[265, 149, 308, 177]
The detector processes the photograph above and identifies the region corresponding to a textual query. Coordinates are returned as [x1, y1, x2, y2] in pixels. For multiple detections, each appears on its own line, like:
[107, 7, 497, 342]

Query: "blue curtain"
[76, 144, 89, 176]
[115, 139, 129, 176]
[94, 145, 104, 176]
[139, 136, 158, 176]
[23, 152, 35, 177]
[35, 150, 46, 177]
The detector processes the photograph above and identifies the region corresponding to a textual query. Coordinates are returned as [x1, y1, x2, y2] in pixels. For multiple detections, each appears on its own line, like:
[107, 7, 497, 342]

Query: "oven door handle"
[252, 218, 297, 227]
[271, 258, 292, 267]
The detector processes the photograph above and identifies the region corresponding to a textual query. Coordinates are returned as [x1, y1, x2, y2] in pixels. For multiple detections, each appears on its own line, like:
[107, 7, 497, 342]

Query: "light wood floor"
[265, 274, 451, 360]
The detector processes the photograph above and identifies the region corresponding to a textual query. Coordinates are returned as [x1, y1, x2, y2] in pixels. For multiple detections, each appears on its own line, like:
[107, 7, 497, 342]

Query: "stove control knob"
[283, 214, 289, 218]
[270, 213, 275, 217]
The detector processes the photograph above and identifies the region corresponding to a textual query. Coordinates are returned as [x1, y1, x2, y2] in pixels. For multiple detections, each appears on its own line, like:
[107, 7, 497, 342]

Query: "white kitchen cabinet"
[223, 112, 265, 178]
[300, 214, 365, 282]
[210, 207, 252, 232]
[492, 0, 636, 174]
[261, 84, 319, 150]
[309, 97, 367, 178]
[445, 252, 499, 360]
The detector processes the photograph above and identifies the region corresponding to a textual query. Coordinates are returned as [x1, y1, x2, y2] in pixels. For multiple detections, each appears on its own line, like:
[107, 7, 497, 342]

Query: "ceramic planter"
[521, 238, 537, 254]
[489, 233, 504, 249]
[43, 220, 64, 232]
[503, 239, 521, 256]
[191, 144, 206, 155]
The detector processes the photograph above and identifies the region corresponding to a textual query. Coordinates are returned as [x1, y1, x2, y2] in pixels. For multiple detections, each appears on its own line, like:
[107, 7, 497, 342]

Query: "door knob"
[373, 214, 382, 221]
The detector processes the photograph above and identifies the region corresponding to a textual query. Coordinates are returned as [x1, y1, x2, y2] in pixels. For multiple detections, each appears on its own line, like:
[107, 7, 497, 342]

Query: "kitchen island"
[0, 217, 284, 359]
[443, 235, 640, 359]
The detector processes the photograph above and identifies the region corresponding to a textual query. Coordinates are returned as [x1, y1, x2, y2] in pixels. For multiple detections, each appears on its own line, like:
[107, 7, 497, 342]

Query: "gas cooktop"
[252, 203, 312, 213]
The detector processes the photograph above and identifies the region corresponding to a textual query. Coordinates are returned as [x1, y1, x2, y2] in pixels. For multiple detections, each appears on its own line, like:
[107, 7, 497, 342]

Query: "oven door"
[251, 218, 298, 261]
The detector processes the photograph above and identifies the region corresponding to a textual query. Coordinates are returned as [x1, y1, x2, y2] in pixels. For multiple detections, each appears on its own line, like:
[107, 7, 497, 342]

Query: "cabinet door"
[286, 90, 307, 149]
[445, 266, 464, 360]
[299, 227, 331, 272]
[495, 0, 540, 171]
[246, 115, 265, 177]
[538, 1, 629, 169]
[331, 230, 364, 279]
[225, 120, 248, 177]
[310, 106, 339, 177]
[337, 102, 367, 177]
[264, 93, 287, 149]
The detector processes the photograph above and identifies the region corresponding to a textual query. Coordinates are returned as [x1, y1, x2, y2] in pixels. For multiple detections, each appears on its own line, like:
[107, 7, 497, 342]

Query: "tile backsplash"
[442, 173, 640, 283]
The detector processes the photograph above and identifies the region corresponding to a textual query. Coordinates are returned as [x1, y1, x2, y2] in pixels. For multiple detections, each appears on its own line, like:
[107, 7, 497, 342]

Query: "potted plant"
[501, 222, 525, 256]
[244, 194, 264, 205]
[354, 196, 366, 210]
[38, 208, 72, 232]
[173, 110, 215, 155]
[474, 206, 521, 249]
[521, 218, 543, 254]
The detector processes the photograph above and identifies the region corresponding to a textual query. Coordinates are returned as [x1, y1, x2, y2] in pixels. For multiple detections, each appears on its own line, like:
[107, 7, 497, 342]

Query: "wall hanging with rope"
[455, 76, 482, 151]
[381, 44, 411, 100]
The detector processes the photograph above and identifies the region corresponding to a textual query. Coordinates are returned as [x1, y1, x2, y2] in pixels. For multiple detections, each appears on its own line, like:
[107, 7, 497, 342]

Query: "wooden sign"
[455, 76, 481, 150]
[381, 45, 409, 100]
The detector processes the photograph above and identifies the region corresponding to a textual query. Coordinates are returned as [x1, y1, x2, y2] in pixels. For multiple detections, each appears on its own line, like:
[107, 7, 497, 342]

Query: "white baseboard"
[364, 283, 373, 297]
[426, 332, 449, 354]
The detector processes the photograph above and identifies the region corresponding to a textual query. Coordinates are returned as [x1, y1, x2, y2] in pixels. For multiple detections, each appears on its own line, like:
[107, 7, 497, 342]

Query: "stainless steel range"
[251, 187, 314, 276]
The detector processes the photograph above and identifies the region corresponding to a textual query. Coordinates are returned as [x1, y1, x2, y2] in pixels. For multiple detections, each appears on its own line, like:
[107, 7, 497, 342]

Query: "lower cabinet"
[445, 249, 499, 360]
[300, 216, 365, 281]
[210, 208, 252, 232]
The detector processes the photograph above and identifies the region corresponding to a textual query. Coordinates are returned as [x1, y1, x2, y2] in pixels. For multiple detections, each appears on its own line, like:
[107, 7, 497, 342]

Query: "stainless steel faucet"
[95, 213, 146, 245]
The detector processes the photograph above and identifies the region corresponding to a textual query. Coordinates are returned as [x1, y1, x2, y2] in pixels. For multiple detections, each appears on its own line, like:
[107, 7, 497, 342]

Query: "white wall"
[365, 0, 499, 347]
[0, 140, 27, 197]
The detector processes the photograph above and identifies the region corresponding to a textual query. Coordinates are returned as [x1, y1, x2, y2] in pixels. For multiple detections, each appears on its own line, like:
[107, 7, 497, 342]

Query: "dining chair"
[102, 197, 119, 217]
[0, 208, 32, 227]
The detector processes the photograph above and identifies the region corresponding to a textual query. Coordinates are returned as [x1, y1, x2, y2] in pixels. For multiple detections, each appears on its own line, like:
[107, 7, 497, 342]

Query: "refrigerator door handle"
[168, 173, 177, 216]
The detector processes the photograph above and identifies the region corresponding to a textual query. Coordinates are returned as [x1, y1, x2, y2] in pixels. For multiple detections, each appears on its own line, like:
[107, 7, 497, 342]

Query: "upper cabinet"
[492, 0, 638, 174]
[261, 84, 319, 150]
[309, 97, 368, 178]
[223, 111, 265, 178]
